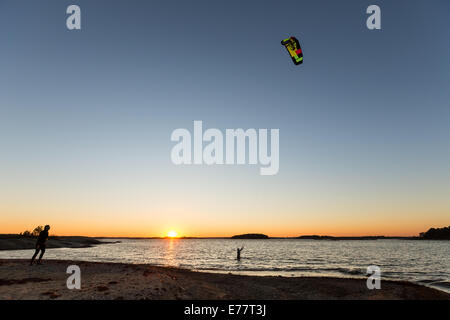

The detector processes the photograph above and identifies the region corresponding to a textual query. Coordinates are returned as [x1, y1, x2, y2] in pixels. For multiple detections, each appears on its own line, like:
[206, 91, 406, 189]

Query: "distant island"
[295, 226, 450, 241]
[231, 233, 269, 239]
[296, 235, 389, 240]
[1, 226, 448, 249]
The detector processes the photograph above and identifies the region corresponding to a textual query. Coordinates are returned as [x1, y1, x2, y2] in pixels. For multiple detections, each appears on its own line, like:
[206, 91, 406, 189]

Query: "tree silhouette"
[419, 226, 450, 240]
[32, 226, 44, 236]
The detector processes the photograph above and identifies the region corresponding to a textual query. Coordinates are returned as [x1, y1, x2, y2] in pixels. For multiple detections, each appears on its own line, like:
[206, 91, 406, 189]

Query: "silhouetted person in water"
[236, 247, 244, 260]
[30, 225, 50, 265]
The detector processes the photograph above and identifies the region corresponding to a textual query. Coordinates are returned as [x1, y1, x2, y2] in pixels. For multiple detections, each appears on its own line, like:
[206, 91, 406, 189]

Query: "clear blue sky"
[0, 0, 449, 236]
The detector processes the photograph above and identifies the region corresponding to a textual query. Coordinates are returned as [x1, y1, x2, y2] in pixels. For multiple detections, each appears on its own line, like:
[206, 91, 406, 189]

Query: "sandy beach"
[0, 259, 448, 300]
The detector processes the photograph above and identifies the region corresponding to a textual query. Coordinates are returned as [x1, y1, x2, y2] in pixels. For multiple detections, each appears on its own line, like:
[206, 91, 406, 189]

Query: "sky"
[0, 0, 449, 237]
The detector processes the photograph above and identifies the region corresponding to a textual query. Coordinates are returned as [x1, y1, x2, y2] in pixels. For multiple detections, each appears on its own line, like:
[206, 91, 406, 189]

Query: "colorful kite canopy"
[281, 36, 303, 65]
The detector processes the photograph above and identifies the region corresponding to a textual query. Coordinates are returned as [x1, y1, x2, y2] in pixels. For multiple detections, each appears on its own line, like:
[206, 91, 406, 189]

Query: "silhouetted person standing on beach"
[237, 247, 244, 260]
[30, 225, 50, 265]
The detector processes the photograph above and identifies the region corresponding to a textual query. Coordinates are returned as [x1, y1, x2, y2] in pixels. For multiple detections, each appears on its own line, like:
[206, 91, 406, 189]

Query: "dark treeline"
[419, 226, 450, 240]
[3, 226, 449, 240]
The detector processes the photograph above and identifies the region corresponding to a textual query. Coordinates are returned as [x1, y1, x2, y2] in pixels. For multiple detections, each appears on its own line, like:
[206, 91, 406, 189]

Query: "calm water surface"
[1, 239, 449, 293]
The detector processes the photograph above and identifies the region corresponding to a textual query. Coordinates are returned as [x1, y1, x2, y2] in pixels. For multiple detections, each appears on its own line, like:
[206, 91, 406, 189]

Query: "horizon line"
[4, 233, 423, 239]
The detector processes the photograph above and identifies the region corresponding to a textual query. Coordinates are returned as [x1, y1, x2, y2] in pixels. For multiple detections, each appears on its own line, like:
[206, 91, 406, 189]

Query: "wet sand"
[0, 259, 448, 300]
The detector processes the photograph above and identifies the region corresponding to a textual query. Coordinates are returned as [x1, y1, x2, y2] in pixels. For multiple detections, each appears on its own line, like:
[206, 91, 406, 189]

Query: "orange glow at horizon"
[1, 218, 446, 238]
[1, 200, 448, 238]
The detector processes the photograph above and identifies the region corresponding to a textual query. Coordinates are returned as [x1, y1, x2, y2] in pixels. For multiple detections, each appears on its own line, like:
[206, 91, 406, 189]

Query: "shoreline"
[0, 259, 448, 300]
[202, 269, 450, 295]
[0, 236, 110, 251]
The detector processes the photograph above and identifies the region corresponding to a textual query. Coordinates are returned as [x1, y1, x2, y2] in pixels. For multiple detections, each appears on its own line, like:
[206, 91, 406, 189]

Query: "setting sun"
[167, 230, 178, 238]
